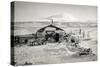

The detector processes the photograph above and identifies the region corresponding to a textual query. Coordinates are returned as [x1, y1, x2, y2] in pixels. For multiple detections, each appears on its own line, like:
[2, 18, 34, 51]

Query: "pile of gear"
[28, 33, 94, 56]
[63, 33, 94, 56]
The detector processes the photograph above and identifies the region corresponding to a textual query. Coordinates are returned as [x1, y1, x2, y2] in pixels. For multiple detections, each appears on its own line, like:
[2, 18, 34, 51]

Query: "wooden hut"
[36, 24, 66, 43]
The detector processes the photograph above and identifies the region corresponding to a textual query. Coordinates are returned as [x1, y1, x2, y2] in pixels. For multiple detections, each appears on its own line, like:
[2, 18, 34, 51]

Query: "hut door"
[54, 33, 59, 42]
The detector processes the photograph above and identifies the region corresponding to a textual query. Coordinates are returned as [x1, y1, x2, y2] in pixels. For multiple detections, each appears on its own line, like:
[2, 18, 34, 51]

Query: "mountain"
[45, 13, 80, 22]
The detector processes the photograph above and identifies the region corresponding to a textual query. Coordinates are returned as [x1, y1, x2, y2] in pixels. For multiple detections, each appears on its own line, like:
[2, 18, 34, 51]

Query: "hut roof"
[37, 24, 64, 32]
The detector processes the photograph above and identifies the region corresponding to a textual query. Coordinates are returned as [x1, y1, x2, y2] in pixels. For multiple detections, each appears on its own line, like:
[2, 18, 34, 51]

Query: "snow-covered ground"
[14, 40, 97, 65]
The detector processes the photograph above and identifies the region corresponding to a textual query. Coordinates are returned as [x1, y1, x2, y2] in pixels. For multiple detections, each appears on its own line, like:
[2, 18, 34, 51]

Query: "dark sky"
[14, 1, 97, 22]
